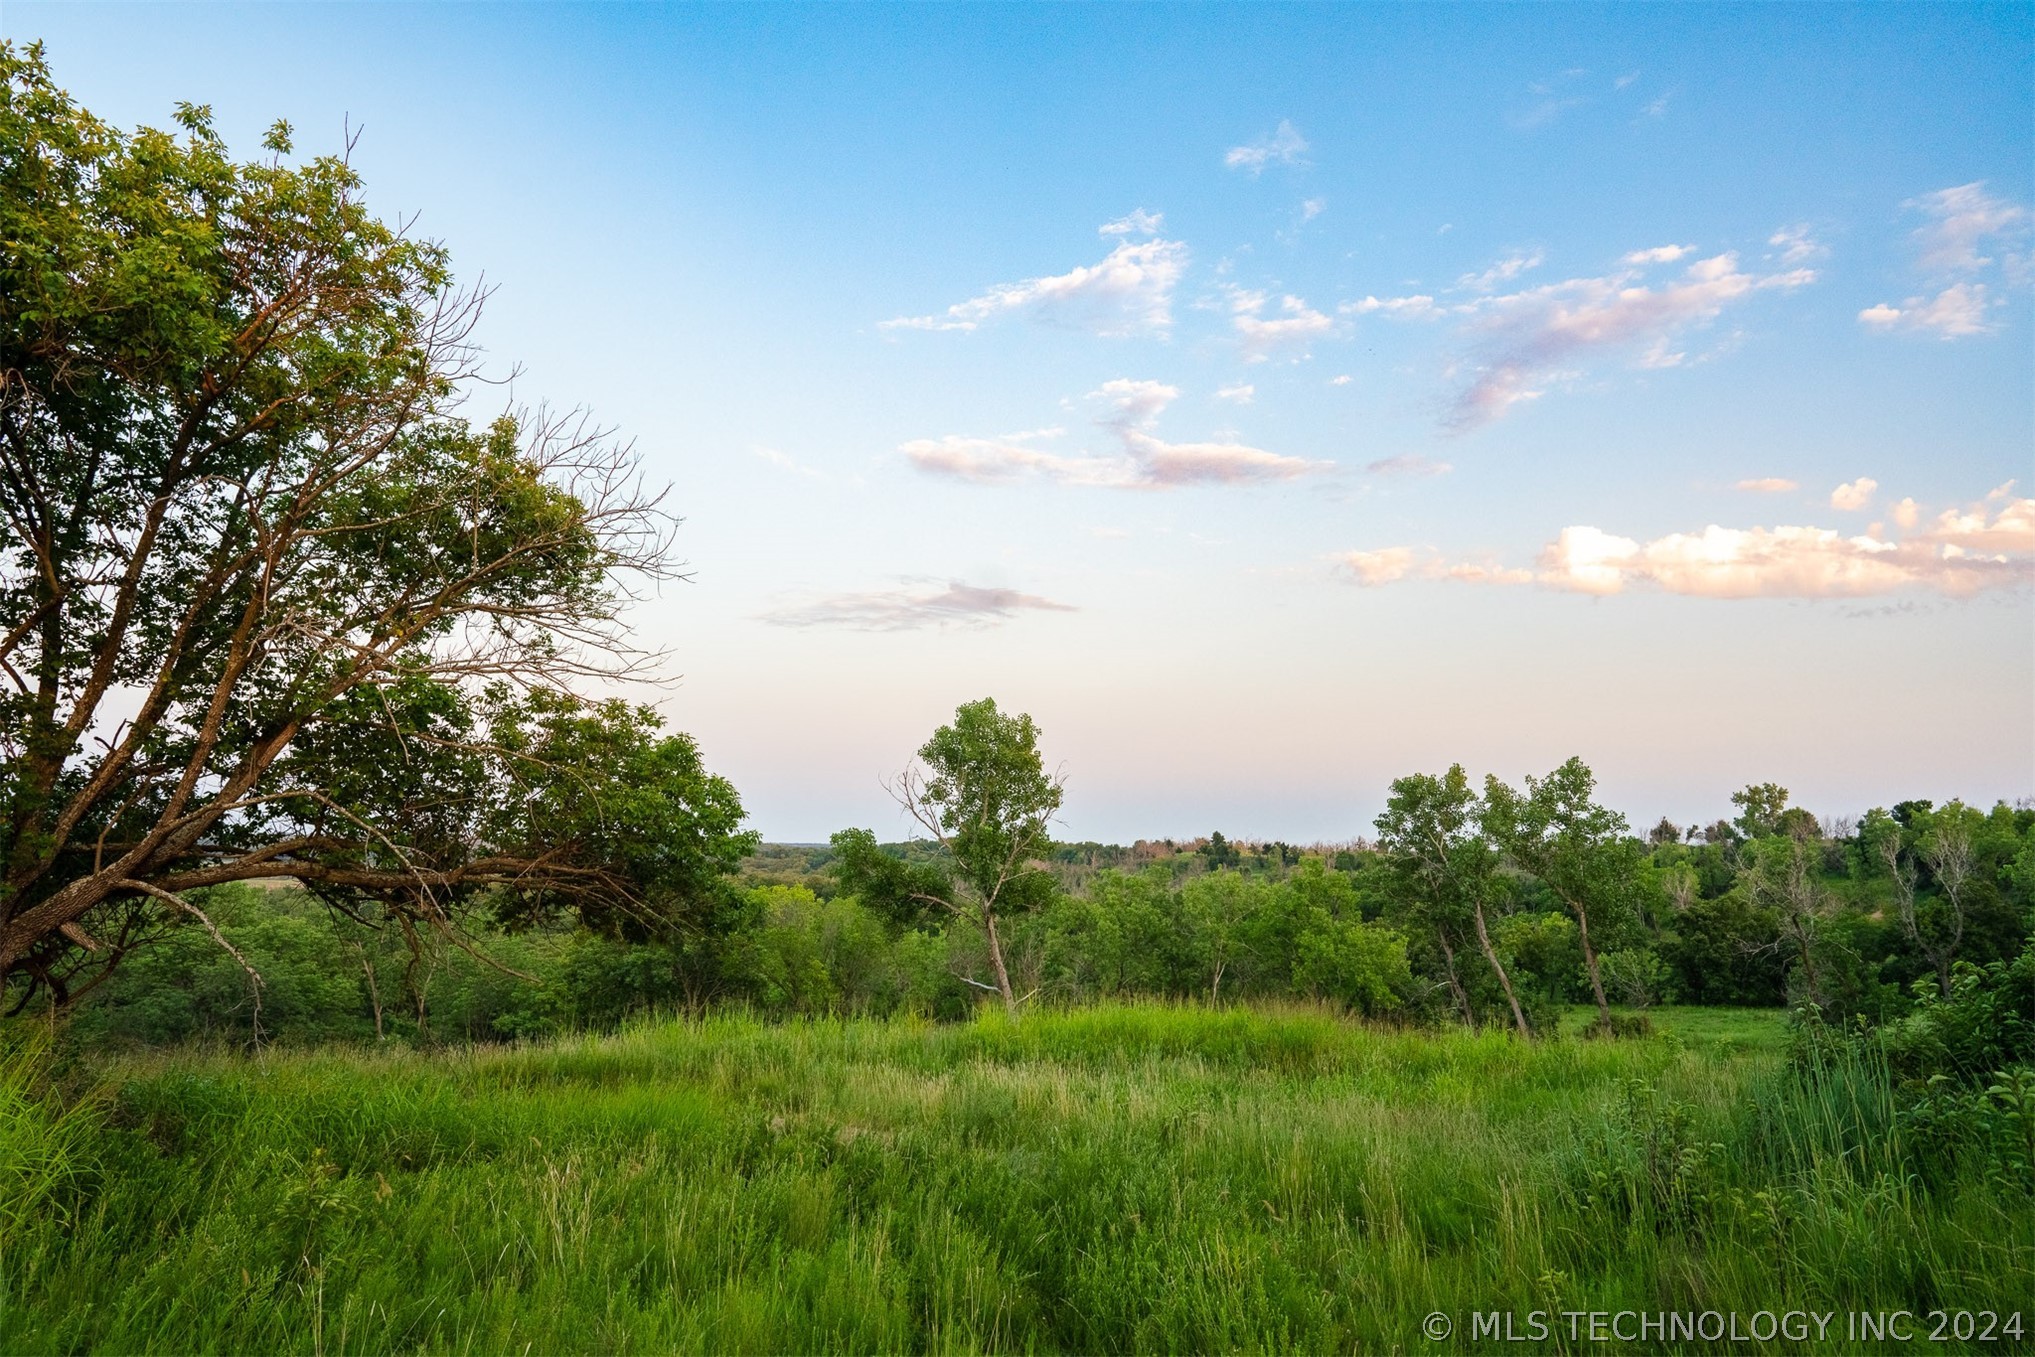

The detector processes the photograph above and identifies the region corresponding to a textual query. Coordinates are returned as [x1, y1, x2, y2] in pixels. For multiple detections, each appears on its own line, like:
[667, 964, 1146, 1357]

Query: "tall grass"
[1, 1003, 2026, 1353]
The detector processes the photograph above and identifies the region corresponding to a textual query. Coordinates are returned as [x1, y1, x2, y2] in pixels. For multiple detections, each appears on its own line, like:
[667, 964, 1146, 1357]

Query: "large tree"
[1375, 765, 1531, 1037]
[1482, 757, 1638, 1032]
[0, 46, 752, 1008]
[887, 697, 1061, 1017]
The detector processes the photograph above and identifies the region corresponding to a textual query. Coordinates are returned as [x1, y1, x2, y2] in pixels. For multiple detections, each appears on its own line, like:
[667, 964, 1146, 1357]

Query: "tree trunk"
[1789, 919, 1825, 1009]
[361, 952, 385, 1041]
[983, 909, 1019, 1018]
[1435, 927, 1473, 1027]
[1572, 900, 1613, 1031]
[1471, 902, 1531, 1038]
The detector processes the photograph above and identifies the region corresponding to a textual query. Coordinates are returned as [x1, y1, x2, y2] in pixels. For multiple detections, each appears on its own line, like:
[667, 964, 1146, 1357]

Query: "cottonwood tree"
[1374, 765, 1530, 1037]
[0, 47, 753, 1009]
[1868, 804, 1975, 997]
[888, 697, 1061, 1017]
[1739, 836, 1830, 1008]
[1731, 783, 1791, 840]
[1180, 869, 1254, 1003]
[1483, 758, 1637, 1032]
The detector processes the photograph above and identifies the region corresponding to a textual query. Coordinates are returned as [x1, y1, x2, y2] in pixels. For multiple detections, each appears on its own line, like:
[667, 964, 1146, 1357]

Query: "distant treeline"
[51, 765, 2034, 1048]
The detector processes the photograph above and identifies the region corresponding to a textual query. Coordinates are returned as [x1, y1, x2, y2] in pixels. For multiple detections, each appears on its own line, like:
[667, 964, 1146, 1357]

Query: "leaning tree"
[1375, 765, 1531, 1037]
[0, 45, 754, 1011]
[1482, 757, 1638, 1033]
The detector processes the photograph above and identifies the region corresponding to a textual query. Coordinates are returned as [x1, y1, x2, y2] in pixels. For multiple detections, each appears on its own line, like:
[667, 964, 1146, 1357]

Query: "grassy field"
[2, 1003, 2028, 1354]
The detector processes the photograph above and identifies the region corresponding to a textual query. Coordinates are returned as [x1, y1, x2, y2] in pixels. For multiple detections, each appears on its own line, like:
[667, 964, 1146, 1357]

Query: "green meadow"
[5, 1003, 2028, 1354]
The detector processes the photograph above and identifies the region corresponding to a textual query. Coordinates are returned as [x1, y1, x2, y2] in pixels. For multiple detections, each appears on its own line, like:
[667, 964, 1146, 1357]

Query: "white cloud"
[1830, 477, 1877, 511]
[1735, 477, 1799, 493]
[1215, 383, 1256, 404]
[1857, 282, 1998, 338]
[1099, 209, 1165, 237]
[759, 581, 1076, 631]
[1768, 225, 1826, 266]
[1642, 93, 1672, 118]
[1620, 244, 1695, 266]
[904, 382, 1329, 490]
[1299, 198, 1326, 222]
[1457, 250, 1545, 293]
[1445, 250, 1816, 429]
[1095, 377, 1180, 428]
[882, 233, 1187, 337]
[1225, 119, 1308, 174]
[1337, 493, 2035, 600]
[1343, 293, 1441, 319]
[1329, 374, 1353, 386]
[1230, 289, 1336, 360]
[1906, 182, 2028, 274]
[1365, 454, 1452, 478]
[1861, 183, 2028, 339]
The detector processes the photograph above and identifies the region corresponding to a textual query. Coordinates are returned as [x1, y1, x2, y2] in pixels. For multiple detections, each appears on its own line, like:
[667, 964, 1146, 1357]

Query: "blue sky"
[10, 3, 2032, 841]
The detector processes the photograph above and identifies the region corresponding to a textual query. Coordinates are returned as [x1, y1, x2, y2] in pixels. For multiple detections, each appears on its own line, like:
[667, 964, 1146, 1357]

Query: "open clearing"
[7, 1003, 2028, 1353]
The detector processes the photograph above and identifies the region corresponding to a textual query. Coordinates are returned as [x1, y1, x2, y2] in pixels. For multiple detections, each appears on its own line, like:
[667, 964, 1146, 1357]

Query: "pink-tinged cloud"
[1445, 251, 1816, 429]
[1830, 477, 1878, 511]
[1334, 548, 1417, 585]
[759, 581, 1076, 631]
[1336, 495, 2035, 600]
[1366, 454, 1453, 478]
[904, 381, 1329, 490]
[1735, 477, 1799, 493]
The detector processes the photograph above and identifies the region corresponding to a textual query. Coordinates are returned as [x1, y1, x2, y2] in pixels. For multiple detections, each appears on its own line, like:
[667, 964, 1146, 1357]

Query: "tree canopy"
[0, 44, 753, 1006]
[889, 697, 1062, 1015]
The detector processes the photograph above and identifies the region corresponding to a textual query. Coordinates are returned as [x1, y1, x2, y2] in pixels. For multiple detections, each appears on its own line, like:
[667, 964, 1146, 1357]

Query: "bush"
[1880, 941, 2035, 1086]
[1290, 915, 1412, 1017]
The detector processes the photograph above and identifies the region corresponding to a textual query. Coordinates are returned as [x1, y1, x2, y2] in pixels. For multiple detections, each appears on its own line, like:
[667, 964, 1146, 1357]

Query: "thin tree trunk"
[1471, 902, 1531, 1038]
[361, 951, 385, 1041]
[983, 909, 1018, 1018]
[1572, 900, 1612, 1030]
[1436, 927, 1473, 1027]
[1789, 919, 1824, 1009]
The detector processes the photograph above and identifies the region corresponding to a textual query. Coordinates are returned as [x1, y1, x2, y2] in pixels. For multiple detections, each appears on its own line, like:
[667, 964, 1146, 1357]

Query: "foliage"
[0, 43, 751, 1006]
[887, 698, 1063, 1014]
